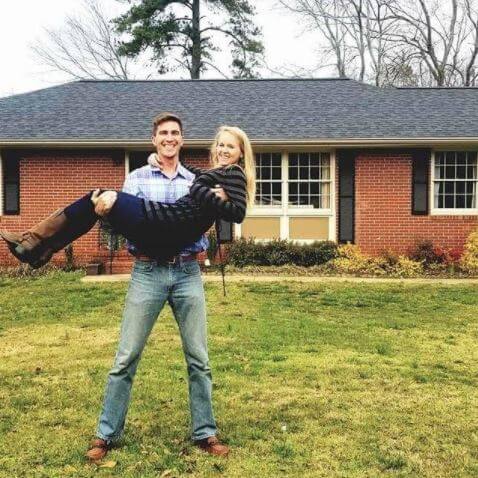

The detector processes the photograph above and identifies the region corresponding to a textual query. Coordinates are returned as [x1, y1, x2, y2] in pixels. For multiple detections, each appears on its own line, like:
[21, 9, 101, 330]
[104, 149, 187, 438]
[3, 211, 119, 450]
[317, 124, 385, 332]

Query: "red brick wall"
[0, 151, 126, 266]
[0, 149, 210, 271]
[355, 153, 478, 255]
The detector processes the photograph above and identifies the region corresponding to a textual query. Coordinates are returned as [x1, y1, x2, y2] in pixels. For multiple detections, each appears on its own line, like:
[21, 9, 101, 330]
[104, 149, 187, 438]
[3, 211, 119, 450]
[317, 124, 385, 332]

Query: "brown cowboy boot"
[0, 208, 67, 267]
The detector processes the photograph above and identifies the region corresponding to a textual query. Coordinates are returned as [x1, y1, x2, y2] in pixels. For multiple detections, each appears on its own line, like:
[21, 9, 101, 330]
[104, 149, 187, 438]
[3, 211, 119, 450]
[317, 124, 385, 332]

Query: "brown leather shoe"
[195, 436, 230, 456]
[86, 438, 111, 461]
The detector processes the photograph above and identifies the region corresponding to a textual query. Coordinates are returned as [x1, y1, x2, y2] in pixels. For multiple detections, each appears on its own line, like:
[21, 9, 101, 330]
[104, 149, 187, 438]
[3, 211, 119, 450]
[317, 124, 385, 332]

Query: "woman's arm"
[189, 166, 247, 223]
[181, 162, 207, 177]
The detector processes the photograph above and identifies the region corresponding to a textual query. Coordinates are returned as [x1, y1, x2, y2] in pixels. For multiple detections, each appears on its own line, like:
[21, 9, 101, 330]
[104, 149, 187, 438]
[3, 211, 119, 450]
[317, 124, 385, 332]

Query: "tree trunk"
[191, 0, 201, 79]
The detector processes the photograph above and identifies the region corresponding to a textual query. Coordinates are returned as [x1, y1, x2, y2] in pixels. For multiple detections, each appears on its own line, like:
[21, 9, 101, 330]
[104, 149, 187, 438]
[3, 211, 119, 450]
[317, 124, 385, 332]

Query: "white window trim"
[124, 151, 130, 178]
[430, 150, 478, 216]
[236, 149, 336, 241]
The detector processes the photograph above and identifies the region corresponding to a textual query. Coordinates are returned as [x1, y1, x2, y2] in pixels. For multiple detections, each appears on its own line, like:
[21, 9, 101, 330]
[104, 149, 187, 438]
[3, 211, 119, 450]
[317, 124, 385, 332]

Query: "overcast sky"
[0, 0, 325, 98]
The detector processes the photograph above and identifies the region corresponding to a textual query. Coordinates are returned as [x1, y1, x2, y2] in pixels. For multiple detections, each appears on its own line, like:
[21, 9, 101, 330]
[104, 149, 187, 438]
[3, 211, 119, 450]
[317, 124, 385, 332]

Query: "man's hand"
[91, 189, 118, 217]
[211, 185, 228, 201]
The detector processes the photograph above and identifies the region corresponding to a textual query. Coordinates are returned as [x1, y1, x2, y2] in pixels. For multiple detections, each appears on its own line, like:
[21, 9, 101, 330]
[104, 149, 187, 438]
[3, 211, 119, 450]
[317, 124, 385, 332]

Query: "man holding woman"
[1, 112, 256, 460]
[87, 112, 231, 460]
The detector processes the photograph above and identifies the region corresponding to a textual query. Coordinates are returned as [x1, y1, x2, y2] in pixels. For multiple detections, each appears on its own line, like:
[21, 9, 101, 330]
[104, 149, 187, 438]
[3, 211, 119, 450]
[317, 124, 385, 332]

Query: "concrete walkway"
[81, 274, 478, 285]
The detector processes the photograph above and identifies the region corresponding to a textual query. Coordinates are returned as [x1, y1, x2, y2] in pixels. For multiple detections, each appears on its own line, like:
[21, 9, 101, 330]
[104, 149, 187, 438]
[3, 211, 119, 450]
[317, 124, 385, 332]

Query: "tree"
[277, 0, 400, 86]
[278, 0, 478, 87]
[113, 0, 264, 79]
[32, 0, 147, 80]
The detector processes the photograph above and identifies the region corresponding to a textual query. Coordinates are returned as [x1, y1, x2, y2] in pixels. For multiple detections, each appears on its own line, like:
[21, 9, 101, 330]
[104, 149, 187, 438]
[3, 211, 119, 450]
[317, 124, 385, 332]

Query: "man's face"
[152, 120, 184, 160]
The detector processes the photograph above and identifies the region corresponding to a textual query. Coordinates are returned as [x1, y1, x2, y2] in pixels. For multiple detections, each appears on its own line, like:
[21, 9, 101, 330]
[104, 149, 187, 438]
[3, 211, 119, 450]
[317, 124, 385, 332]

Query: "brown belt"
[134, 253, 197, 264]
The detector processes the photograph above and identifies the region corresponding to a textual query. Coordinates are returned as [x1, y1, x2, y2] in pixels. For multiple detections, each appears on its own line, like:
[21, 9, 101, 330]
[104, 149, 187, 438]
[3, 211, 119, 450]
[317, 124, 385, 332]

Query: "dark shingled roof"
[1, 78, 478, 142]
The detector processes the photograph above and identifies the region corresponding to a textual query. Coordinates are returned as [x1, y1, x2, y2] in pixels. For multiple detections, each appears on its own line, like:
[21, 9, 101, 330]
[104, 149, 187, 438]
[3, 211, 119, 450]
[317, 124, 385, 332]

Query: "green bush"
[226, 238, 338, 267]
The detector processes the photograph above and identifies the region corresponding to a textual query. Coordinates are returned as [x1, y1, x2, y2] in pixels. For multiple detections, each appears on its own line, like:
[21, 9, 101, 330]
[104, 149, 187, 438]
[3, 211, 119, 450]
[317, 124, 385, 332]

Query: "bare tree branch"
[31, 0, 151, 80]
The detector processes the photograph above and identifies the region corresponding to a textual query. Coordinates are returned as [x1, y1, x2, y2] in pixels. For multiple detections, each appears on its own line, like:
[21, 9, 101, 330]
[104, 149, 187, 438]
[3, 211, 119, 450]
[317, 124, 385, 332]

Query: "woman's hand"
[211, 185, 229, 201]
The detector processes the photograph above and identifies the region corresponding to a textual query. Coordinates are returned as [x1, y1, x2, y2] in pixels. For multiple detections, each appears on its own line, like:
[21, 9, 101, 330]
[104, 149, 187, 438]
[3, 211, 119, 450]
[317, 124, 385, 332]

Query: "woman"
[0, 126, 256, 268]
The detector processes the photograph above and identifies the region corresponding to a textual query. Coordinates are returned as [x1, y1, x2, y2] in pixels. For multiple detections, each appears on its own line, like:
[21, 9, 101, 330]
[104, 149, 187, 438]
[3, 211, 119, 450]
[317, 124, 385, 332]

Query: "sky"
[0, 0, 324, 98]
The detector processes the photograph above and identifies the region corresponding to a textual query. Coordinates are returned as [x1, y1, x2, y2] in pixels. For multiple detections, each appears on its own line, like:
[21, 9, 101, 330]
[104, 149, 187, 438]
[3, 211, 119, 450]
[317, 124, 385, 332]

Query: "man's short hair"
[152, 112, 183, 135]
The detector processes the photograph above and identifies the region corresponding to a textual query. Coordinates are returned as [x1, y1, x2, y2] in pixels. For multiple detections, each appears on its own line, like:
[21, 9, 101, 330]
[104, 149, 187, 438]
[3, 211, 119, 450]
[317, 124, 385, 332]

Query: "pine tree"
[114, 0, 264, 78]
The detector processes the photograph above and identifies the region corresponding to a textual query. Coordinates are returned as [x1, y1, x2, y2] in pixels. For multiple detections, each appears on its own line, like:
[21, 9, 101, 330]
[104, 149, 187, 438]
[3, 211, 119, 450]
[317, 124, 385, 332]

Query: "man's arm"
[92, 171, 138, 217]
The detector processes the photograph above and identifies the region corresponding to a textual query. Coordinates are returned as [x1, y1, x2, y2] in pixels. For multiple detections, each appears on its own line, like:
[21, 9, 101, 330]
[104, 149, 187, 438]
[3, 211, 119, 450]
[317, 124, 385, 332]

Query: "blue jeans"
[96, 259, 217, 442]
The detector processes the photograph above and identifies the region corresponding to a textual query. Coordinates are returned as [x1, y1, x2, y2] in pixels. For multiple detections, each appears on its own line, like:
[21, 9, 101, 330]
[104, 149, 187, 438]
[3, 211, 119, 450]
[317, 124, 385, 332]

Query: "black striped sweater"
[139, 163, 247, 227]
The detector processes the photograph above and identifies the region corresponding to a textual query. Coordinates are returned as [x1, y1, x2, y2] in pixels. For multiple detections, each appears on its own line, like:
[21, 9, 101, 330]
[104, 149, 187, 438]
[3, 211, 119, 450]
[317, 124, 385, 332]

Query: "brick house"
[0, 78, 477, 271]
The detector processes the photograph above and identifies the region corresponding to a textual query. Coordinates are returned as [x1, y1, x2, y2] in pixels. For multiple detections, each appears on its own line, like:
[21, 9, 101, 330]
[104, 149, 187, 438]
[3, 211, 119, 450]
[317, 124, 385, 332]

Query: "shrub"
[327, 245, 423, 277]
[226, 238, 338, 267]
[410, 240, 463, 269]
[386, 256, 423, 277]
[328, 245, 386, 275]
[461, 229, 478, 274]
[410, 240, 442, 265]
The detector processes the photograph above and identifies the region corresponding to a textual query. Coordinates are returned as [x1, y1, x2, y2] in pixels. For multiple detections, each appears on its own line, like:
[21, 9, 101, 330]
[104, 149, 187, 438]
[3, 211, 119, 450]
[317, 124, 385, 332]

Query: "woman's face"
[216, 131, 242, 167]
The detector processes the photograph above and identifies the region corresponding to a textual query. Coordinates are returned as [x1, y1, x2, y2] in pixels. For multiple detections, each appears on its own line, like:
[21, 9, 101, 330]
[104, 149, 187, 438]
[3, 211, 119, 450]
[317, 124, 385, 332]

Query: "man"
[86, 112, 229, 461]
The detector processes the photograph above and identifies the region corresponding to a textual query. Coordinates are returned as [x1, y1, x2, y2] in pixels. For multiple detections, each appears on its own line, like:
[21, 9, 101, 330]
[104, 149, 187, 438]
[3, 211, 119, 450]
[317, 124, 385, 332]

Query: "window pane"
[289, 166, 298, 180]
[468, 164, 477, 179]
[456, 195, 465, 208]
[435, 164, 444, 179]
[272, 182, 282, 197]
[445, 165, 455, 179]
[310, 182, 320, 195]
[310, 153, 320, 166]
[272, 167, 281, 180]
[444, 195, 454, 208]
[272, 153, 282, 166]
[444, 181, 454, 194]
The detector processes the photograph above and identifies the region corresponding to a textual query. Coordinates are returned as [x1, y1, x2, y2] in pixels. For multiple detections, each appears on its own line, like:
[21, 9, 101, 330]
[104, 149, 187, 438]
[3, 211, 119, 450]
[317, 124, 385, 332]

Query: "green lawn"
[0, 271, 477, 477]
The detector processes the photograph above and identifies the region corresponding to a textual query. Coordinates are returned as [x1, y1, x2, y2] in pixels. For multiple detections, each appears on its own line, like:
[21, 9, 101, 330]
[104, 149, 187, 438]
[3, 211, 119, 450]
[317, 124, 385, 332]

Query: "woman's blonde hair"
[209, 125, 256, 208]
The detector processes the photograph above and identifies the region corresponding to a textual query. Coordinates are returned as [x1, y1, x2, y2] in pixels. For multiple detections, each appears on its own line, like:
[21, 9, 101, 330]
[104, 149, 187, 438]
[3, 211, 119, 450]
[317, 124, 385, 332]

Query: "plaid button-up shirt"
[123, 163, 209, 255]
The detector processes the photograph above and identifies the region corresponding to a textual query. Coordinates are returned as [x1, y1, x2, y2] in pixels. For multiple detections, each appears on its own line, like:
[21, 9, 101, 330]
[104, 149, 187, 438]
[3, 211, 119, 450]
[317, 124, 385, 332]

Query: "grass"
[0, 271, 477, 477]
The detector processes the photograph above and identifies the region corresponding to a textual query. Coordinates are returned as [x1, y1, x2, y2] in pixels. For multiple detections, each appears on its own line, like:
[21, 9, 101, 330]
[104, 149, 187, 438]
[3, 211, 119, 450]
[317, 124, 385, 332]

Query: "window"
[434, 152, 477, 209]
[255, 152, 282, 206]
[2, 153, 20, 215]
[288, 152, 331, 208]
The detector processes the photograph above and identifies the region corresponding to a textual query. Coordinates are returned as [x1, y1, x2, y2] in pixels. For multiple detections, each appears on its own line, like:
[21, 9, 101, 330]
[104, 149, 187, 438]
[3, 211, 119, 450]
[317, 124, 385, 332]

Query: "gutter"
[1, 137, 478, 149]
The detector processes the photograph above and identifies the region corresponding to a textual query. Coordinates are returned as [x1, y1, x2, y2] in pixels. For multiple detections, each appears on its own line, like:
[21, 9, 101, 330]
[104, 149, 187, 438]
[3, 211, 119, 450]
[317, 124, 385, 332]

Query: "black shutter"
[216, 219, 233, 243]
[337, 149, 355, 243]
[129, 151, 152, 172]
[3, 151, 20, 215]
[411, 149, 430, 215]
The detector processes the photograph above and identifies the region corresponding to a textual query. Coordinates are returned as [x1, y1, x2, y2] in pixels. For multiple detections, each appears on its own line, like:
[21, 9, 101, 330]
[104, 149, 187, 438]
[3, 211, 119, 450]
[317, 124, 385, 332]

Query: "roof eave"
[1, 137, 478, 148]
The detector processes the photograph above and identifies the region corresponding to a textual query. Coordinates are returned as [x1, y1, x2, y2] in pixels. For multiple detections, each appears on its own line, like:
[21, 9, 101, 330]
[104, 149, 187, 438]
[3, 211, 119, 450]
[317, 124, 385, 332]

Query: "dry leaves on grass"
[98, 460, 117, 468]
